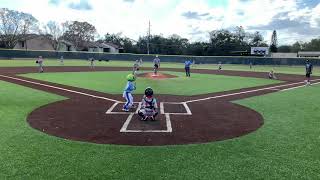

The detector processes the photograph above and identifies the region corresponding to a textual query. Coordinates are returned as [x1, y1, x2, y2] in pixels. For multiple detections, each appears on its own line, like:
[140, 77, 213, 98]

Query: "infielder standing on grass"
[36, 56, 44, 73]
[153, 55, 160, 75]
[122, 74, 136, 112]
[305, 60, 313, 86]
[218, 61, 222, 70]
[184, 59, 192, 77]
[60, 56, 64, 65]
[138, 58, 143, 66]
[89, 57, 95, 69]
[132, 59, 141, 75]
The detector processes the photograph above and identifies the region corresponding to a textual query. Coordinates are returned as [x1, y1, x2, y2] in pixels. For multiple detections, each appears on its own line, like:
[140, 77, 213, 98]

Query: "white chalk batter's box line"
[105, 102, 192, 133]
[105, 102, 192, 115]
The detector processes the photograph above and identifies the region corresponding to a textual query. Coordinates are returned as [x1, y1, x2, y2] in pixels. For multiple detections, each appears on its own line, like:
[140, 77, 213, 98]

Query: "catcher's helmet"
[145, 87, 153, 97]
[126, 74, 136, 81]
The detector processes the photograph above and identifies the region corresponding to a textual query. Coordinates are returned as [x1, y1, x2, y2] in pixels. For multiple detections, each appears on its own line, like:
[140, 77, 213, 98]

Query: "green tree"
[62, 21, 97, 50]
[303, 38, 320, 51]
[270, 30, 278, 53]
[0, 8, 38, 48]
[250, 31, 265, 46]
[291, 42, 302, 52]
[278, 45, 291, 52]
[41, 21, 66, 50]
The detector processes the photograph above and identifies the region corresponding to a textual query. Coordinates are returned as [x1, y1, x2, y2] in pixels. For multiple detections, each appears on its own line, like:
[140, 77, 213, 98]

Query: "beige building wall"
[271, 53, 297, 58]
[14, 36, 54, 51]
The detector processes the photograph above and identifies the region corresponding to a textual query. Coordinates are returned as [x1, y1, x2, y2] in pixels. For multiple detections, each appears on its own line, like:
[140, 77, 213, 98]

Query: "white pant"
[38, 62, 43, 72]
[123, 92, 133, 109]
[139, 108, 156, 116]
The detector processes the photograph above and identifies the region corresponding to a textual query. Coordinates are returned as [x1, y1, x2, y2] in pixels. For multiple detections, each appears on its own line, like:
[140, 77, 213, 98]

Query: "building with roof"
[270, 53, 298, 58]
[2, 34, 123, 53]
[14, 34, 55, 51]
[84, 42, 123, 53]
[298, 51, 320, 58]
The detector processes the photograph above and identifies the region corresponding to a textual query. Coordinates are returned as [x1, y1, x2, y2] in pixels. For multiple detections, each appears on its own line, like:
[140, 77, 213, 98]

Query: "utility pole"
[147, 20, 151, 54]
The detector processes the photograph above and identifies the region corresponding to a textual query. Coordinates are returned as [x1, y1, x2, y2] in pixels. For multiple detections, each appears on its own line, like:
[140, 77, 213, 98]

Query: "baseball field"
[0, 59, 320, 179]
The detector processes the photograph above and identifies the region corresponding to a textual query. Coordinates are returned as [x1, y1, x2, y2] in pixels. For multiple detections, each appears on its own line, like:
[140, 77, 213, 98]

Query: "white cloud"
[1, 0, 319, 44]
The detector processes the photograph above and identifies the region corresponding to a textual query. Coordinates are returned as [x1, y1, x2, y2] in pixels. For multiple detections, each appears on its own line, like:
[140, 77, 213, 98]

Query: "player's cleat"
[150, 116, 155, 121]
[122, 108, 129, 112]
[141, 116, 148, 121]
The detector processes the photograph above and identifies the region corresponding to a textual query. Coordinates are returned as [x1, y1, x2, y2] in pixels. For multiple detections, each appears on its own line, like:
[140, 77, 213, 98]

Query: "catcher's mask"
[145, 87, 153, 97]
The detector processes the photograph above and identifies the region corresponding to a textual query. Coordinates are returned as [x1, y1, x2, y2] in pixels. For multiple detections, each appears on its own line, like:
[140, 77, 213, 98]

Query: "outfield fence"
[0, 49, 319, 65]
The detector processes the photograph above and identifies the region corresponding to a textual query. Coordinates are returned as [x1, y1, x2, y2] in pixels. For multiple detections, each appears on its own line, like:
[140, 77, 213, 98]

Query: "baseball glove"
[36, 60, 38, 64]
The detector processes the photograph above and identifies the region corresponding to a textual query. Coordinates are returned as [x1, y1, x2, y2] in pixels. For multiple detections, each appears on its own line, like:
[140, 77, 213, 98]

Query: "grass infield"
[20, 71, 280, 96]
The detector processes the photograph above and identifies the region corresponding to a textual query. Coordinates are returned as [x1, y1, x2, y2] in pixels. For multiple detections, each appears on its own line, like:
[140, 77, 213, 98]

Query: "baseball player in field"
[36, 56, 44, 73]
[153, 55, 160, 75]
[132, 58, 142, 75]
[218, 61, 222, 70]
[184, 59, 193, 77]
[268, 70, 277, 79]
[60, 56, 64, 65]
[305, 60, 313, 86]
[89, 57, 95, 69]
[122, 74, 136, 112]
[138, 87, 158, 121]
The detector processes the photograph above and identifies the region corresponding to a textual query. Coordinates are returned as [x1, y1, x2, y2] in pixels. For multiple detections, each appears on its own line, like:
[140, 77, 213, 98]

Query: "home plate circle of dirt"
[27, 96, 263, 146]
[3, 66, 310, 146]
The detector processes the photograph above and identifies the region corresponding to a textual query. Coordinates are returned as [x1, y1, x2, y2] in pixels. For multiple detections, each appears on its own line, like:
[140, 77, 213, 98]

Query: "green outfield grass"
[0, 80, 319, 179]
[0, 59, 319, 75]
[20, 71, 280, 96]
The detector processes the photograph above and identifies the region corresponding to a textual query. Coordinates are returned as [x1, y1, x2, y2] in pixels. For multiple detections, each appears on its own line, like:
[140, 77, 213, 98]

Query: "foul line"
[185, 79, 320, 104]
[281, 81, 320, 92]
[0, 75, 120, 103]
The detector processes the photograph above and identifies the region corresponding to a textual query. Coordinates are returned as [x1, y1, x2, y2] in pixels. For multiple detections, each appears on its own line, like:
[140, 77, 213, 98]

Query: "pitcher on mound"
[153, 55, 160, 76]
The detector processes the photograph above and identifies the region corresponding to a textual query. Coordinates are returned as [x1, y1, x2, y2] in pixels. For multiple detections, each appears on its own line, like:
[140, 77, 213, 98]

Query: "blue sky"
[1, 0, 319, 45]
[207, 0, 228, 8]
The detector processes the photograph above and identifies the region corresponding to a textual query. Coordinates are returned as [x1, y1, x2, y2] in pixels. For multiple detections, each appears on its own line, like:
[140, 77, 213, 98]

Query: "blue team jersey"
[185, 60, 192, 67]
[124, 81, 136, 93]
[306, 63, 313, 73]
[153, 58, 160, 65]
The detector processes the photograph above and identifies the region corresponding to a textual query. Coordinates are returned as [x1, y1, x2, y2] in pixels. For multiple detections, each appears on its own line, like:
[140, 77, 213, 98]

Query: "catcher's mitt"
[36, 60, 38, 64]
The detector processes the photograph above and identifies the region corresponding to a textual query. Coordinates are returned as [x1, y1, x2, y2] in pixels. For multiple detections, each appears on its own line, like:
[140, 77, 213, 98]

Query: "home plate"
[126, 114, 167, 131]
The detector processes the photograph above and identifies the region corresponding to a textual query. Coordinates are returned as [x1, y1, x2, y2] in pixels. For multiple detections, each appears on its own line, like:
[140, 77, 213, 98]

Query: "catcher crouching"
[138, 87, 159, 121]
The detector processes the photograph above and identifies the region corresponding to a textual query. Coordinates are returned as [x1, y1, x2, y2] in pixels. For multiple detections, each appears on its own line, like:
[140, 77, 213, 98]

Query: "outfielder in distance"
[153, 55, 160, 76]
[36, 56, 44, 73]
[305, 60, 313, 86]
[184, 59, 193, 77]
[122, 74, 136, 112]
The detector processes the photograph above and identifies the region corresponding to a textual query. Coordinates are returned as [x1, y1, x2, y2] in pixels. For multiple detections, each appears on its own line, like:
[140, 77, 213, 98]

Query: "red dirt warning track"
[0, 66, 317, 146]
